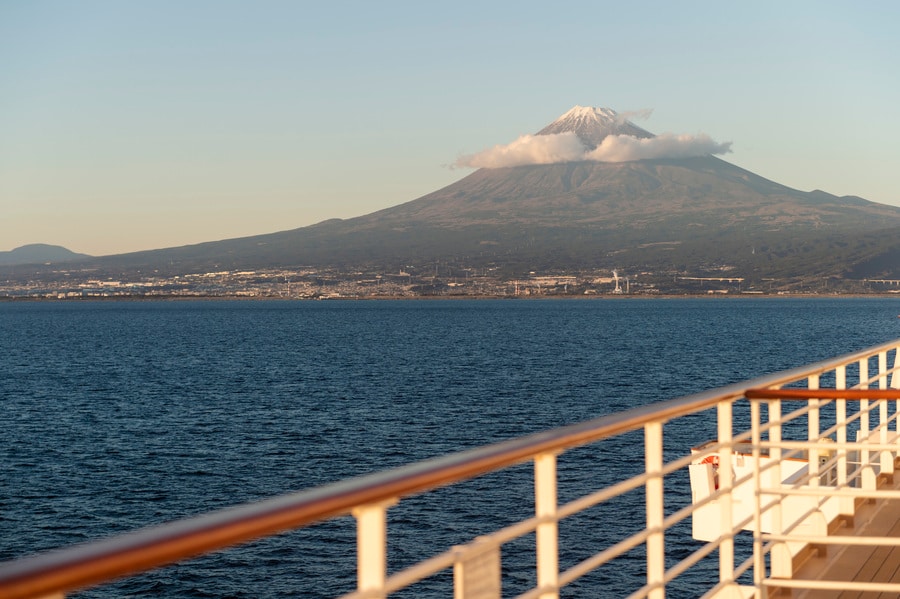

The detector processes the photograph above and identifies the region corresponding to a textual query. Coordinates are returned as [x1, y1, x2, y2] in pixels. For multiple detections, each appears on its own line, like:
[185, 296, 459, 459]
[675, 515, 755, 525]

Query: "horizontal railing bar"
[751, 448, 807, 478]
[764, 533, 900, 546]
[512, 584, 543, 599]
[788, 399, 834, 422]
[757, 440, 900, 452]
[555, 526, 652, 589]
[367, 513, 548, 599]
[734, 428, 754, 444]
[664, 488, 733, 533]
[557, 473, 647, 520]
[698, 582, 750, 599]
[746, 388, 900, 400]
[830, 407, 864, 429]
[761, 487, 900, 500]
[658, 534, 720, 584]
[558, 446, 706, 521]
[722, 507, 758, 539]
[696, 428, 752, 449]
[559, 444, 752, 535]
[0, 392, 735, 597]
[0, 400, 690, 599]
[751, 403, 821, 437]
[821, 420, 845, 439]
[480, 515, 541, 548]
[634, 540, 754, 599]
[765, 578, 900, 592]
[515, 582, 561, 599]
[341, 548, 459, 598]
[1, 339, 898, 599]
[663, 473, 753, 530]
[733, 554, 754, 580]
[624, 582, 657, 599]
[353, 451, 727, 597]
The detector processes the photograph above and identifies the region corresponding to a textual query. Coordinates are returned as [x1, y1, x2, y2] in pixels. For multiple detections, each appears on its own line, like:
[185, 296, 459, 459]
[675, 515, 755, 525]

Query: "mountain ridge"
[0, 244, 92, 266]
[5, 106, 900, 282]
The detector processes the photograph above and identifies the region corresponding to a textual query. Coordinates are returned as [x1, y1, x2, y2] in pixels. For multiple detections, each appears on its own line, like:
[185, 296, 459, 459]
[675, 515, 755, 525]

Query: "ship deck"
[787, 464, 900, 599]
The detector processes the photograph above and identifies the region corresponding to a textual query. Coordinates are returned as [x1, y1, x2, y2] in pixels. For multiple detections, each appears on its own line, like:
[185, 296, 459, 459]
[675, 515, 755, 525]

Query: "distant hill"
[0, 244, 92, 266]
[5, 106, 900, 282]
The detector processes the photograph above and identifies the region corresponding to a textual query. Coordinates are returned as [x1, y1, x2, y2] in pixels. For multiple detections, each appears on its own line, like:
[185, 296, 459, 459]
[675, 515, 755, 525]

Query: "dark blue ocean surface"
[2, 298, 899, 597]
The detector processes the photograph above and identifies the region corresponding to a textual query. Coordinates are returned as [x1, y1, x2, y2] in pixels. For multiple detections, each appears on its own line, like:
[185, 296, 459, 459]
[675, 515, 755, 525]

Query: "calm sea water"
[3, 297, 900, 597]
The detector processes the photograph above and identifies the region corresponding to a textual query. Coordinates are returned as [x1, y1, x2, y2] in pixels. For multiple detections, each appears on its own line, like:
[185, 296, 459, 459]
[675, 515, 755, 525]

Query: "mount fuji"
[9, 106, 900, 281]
[537, 105, 654, 147]
[537, 106, 654, 150]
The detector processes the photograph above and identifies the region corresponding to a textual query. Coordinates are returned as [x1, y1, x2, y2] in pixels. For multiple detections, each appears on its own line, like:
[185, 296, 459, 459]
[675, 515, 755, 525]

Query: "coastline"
[2, 291, 899, 303]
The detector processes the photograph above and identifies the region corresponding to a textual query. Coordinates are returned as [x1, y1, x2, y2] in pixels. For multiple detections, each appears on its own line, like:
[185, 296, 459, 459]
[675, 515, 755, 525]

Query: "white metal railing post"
[879, 352, 893, 476]
[860, 358, 876, 491]
[535, 452, 559, 599]
[716, 401, 735, 588]
[860, 356, 869, 395]
[751, 399, 765, 594]
[644, 421, 665, 599]
[9, 340, 900, 599]
[892, 349, 900, 456]
[808, 374, 821, 488]
[353, 499, 397, 598]
[769, 397, 792, 578]
[836, 366, 853, 518]
[893, 347, 900, 391]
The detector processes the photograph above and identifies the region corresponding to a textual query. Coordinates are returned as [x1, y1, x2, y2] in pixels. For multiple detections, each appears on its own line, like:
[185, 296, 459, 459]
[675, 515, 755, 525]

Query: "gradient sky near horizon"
[2, 1, 899, 256]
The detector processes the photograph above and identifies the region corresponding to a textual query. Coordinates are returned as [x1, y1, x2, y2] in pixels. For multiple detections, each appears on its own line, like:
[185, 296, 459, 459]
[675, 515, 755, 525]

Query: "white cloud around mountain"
[453, 132, 586, 169]
[587, 133, 732, 162]
[454, 131, 731, 169]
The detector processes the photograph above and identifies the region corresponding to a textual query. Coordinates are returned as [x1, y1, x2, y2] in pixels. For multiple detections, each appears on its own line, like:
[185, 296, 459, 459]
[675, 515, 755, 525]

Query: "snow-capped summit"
[537, 105, 653, 149]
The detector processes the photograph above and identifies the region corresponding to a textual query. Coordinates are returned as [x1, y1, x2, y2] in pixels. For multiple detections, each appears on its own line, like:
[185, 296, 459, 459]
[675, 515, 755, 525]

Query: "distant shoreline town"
[2, 265, 899, 300]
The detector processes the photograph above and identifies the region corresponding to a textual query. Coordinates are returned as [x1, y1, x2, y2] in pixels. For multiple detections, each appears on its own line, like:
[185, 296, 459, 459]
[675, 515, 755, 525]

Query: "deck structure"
[2, 340, 900, 598]
[789, 475, 900, 599]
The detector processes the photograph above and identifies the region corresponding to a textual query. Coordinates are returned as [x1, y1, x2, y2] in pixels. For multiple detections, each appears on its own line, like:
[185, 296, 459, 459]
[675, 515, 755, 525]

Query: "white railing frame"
[747, 345, 900, 595]
[2, 340, 900, 599]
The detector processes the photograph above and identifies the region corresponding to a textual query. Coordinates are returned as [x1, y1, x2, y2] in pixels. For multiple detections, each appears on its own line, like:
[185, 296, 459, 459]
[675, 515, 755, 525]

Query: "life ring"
[701, 455, 720, 489]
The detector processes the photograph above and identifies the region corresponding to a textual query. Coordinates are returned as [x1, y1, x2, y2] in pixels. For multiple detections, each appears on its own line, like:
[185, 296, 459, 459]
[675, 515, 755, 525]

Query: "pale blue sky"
[2, 1, 899, 255]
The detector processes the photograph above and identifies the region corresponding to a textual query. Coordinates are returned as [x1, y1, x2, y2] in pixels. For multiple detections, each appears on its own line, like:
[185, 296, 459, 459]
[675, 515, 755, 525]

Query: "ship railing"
[742, 375, 900, 595]
[1, 339, 900, 599]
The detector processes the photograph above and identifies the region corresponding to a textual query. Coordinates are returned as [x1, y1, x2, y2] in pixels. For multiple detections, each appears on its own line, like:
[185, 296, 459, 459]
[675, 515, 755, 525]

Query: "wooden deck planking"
[789, 472, 900, 599]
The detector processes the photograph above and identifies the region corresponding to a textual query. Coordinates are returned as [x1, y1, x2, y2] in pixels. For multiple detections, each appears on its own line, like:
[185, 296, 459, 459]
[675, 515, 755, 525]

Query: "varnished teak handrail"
[1, 338, 899, 598]
[746, 388, 900, 400]
[0, 405, 707, 599]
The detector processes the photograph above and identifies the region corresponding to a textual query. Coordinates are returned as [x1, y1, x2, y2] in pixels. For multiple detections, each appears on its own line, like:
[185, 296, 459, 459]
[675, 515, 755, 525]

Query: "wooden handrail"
[1, 339, 898, 599]
[0, 402, 710, 599]
[746, 388, 900, 400]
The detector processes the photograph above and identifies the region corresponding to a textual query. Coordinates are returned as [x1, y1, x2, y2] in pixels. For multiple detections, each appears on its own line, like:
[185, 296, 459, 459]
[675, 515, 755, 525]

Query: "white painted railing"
[1, 339, 900, 598]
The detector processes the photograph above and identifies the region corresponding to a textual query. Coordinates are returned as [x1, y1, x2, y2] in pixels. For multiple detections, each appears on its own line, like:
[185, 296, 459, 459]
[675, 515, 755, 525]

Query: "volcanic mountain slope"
[301, 153, 900, 278]
[13, 106, 900, 280]
[373, 156, 883, 230]
[0, 244, 91, 266]
[366, 106, 898, 234]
